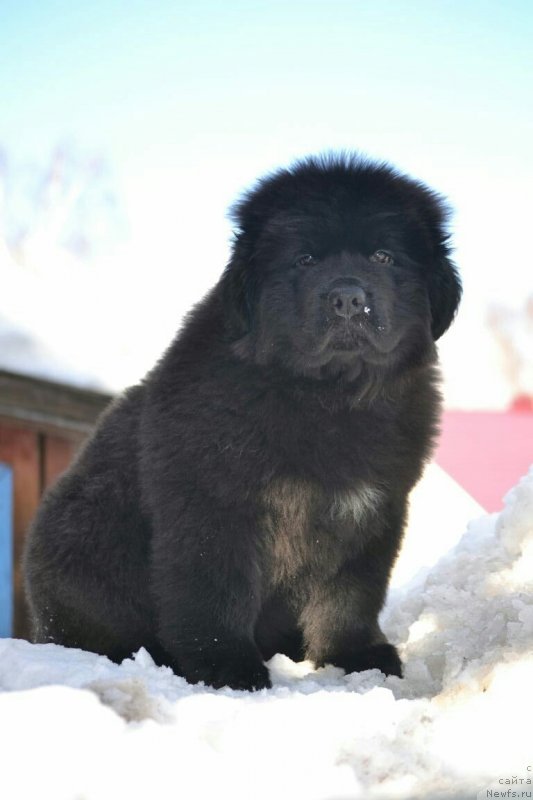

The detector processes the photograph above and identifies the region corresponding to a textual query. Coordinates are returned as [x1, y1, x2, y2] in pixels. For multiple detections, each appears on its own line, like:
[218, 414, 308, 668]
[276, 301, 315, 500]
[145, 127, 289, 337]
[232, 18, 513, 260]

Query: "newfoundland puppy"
[24, 154, 461, 690]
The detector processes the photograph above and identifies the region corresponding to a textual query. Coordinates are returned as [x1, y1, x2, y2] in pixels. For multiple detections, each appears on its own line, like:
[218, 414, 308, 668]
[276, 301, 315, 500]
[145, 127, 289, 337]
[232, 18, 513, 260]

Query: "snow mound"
[1, 468, 533, 800]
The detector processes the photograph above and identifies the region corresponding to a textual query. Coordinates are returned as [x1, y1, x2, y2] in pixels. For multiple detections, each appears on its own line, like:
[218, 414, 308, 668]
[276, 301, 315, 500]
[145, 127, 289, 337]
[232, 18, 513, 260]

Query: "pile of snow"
[1, 468, 533, 800]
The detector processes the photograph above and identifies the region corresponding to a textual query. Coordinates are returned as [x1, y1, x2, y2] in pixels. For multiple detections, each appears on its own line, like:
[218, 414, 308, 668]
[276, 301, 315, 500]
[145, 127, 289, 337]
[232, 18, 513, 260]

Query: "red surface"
[435, 411, 533, 513]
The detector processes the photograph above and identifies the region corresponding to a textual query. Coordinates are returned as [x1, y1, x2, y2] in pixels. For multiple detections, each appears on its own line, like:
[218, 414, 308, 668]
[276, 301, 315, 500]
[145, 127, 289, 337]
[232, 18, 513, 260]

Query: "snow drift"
[1, 467, 532, 800]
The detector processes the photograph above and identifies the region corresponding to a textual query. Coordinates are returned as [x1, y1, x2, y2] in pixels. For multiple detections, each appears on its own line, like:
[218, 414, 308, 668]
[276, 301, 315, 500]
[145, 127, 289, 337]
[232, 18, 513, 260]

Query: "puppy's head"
[223, 154, 461, 381]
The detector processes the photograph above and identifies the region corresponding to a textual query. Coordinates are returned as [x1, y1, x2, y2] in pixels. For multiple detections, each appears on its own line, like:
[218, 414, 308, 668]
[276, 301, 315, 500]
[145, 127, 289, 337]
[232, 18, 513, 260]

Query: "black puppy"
[24, 154, 461, 690]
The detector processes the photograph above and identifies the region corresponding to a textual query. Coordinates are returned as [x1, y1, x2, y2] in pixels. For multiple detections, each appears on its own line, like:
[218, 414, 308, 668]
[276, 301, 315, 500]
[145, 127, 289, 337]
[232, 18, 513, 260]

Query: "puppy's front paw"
[182, 651, 271, 691]
[341, 643, 403, 678]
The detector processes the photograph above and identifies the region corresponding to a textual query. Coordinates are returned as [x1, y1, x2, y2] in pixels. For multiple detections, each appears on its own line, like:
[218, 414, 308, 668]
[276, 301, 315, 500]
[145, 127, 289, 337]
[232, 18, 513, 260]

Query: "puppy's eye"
[295, 254, 316, 267]
[370, 249, 394, 265]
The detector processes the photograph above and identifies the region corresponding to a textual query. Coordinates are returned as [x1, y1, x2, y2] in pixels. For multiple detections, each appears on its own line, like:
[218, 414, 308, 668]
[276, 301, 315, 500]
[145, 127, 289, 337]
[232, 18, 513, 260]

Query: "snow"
[1, 467, 532, 799]
[390, 463, 485, 589]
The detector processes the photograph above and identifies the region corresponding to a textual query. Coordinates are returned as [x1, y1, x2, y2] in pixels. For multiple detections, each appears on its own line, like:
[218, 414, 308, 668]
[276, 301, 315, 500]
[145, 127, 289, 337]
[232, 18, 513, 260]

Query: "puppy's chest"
[260, 477, 384, 585]
[274, 405, 395, 479]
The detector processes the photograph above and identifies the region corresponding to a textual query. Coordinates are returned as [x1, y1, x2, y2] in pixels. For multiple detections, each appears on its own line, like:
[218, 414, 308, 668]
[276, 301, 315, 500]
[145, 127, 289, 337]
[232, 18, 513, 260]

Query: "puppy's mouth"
[290, 309, 401, 374]
[324, 314, 391, 354]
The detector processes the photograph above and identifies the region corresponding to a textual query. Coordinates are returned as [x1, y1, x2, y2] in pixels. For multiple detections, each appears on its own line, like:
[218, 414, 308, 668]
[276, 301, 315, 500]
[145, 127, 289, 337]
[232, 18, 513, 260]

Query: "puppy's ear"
[428, 253, 462, 340]
[222, 233, 257, 338]
[414, 188, 462, 340]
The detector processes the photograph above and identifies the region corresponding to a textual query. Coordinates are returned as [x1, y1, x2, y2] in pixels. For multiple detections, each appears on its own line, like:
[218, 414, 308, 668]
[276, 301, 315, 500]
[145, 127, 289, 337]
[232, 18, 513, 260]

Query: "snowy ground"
[1, 468, 532, 800]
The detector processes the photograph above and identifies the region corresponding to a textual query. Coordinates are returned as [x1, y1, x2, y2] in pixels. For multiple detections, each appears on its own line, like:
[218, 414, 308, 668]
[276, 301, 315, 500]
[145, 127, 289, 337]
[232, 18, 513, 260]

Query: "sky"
[0, 0, 532, 402]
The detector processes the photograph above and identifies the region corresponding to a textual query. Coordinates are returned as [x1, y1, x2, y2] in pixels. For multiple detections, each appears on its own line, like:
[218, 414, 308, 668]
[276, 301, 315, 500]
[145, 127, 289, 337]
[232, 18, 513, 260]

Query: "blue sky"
[1, 0, 532, 390]
[2, 2, 531, 172]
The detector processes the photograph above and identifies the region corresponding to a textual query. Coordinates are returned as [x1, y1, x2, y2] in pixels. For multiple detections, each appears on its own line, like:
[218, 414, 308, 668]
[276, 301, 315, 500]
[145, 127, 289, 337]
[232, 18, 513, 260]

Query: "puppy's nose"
[329, 286, 367, 319]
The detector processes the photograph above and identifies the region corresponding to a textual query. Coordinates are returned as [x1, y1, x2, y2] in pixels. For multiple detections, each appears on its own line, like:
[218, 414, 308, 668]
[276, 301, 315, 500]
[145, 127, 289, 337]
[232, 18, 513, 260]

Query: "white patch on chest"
[330, 484, 384, 523]
[261, 478, 385, 584]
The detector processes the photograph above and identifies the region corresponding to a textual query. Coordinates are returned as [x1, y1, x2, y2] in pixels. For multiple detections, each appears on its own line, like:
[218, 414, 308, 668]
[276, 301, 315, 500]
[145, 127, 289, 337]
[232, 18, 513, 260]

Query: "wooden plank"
[0, 463, 13, 637]
[0, 425, 40, 639]
[0, 369, 113, 436]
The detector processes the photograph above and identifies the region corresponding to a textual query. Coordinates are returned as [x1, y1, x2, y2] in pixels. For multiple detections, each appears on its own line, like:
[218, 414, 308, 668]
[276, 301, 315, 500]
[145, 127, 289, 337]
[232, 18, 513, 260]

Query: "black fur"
[24, 154, 461, 690]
